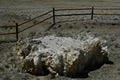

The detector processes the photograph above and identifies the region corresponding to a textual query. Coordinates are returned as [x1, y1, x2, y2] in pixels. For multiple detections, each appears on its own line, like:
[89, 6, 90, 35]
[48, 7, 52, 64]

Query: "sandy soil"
[0, 0, 120, 80]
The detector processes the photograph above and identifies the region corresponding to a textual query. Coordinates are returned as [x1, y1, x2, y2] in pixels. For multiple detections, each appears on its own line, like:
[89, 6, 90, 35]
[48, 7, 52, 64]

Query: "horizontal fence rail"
[0, 7, 120, 42]
[55, 8, 92, 11]
[18, 10, 53, 26]
[94, 7, 120, 10]
[55, 13, 91, 16]
[19, 16, 53, 33]
[0, 32, 16, 35]
[94, 13, 120, 16]
[0, 26, 16, 28]
[0, 25, 16, 35]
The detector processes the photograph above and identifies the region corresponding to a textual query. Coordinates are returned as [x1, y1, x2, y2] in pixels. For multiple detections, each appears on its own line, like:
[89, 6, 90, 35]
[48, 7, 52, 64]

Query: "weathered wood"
[91, 6, 94, 20]
[55, 8, 91, 11]
[18, 10, 53, 26]
[0, 26, 15, 28]
[95, 7, 120, 10]
[55, 13, 91, 17]
[53, 8, 56, 25]
[0, 32, 16, 35]
[94, 13, 120, 16]
[17, 36, 111, 77]
[19, 16, 53, 33]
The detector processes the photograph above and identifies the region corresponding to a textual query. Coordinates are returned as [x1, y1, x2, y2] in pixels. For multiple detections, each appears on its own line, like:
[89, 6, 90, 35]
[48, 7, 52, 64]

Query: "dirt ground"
[0, 0, 120, 80]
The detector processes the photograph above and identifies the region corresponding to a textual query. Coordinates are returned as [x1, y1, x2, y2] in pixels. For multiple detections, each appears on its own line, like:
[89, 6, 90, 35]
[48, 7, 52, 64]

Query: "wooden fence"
[0, 10, 53, 42]
[0, 6, 120, 42]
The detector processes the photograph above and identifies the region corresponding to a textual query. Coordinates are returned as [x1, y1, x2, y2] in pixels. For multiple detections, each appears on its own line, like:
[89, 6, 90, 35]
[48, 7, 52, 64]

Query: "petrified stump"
[16, 35, 113, 78]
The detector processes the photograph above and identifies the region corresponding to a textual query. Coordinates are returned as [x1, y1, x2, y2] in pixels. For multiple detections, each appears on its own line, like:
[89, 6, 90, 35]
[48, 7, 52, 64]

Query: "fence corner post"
[91, 6, 94, 20]
[53, 8, 56, 25]
[16, 23, 19, 41]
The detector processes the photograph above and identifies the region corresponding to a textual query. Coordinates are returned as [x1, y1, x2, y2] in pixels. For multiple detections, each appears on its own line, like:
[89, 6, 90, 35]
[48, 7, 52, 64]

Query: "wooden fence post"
[16, 23, 19, 41]
[53, 8, 56, 25]
[91, 6, 94, 20]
